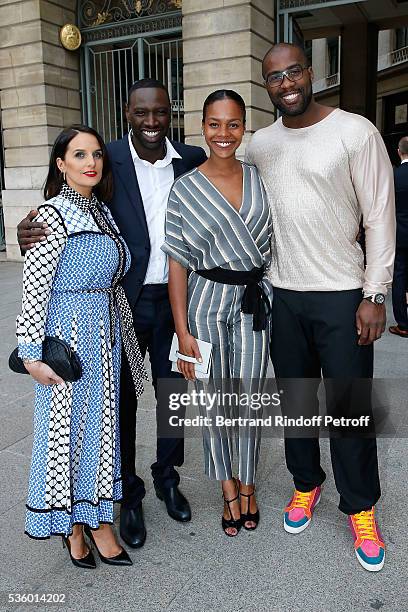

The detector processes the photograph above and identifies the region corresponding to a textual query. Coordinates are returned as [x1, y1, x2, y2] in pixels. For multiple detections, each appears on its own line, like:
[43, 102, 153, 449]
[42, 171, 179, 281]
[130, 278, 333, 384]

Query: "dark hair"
[44, 125, 113, 202]
[262, 43, 310, 78]
[399, 135, 408, 155]
[202, 90, 246, 124]
[127, 78, 170, 105]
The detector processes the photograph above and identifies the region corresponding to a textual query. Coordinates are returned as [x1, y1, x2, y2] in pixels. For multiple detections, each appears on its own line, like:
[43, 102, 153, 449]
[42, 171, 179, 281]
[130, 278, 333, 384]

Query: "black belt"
[195, 265, 271, 331]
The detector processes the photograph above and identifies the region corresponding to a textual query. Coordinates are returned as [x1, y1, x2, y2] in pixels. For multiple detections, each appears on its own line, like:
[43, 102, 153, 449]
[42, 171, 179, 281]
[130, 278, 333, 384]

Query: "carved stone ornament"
[60, 23, 82, 51]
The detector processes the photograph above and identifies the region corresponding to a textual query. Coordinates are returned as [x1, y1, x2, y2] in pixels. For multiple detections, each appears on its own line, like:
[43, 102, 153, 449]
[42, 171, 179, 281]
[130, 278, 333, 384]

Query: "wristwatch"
[363, 293, 385, 305]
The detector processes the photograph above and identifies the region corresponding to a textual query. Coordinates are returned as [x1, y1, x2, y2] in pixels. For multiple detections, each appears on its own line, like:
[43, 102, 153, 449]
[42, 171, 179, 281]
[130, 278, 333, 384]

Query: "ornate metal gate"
[78, 1, 183, 142]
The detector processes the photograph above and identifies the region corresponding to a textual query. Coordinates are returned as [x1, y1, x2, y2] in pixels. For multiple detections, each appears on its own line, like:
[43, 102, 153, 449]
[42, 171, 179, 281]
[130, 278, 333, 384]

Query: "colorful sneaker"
[348, 507, 385, 572]
[283, 486, 321, 534]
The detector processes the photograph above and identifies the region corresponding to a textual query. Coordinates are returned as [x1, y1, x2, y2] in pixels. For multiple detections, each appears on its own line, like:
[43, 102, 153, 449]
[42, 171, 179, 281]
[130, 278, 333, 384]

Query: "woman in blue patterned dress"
[16, 126, 147, 568]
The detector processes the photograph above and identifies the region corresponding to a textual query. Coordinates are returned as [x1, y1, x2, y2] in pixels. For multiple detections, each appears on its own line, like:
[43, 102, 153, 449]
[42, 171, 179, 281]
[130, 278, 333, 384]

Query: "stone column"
[0, 0, 81, 260]
[182, 0, 275, 156]
[340, 22, 378, 122]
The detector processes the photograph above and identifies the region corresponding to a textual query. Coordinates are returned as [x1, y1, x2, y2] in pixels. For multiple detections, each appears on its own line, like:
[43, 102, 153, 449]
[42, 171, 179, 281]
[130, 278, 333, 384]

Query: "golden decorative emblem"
[60, 24, 81, 51]
[94, 12, 110, 26]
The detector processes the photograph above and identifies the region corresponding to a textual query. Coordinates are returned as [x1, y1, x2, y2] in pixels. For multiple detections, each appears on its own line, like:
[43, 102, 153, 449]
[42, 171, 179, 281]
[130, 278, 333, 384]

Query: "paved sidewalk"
[1, 260, 407, 612]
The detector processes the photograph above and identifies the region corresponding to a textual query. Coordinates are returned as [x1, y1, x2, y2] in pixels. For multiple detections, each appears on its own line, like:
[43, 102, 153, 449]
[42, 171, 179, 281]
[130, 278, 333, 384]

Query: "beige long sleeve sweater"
[246, 108, 396, 295]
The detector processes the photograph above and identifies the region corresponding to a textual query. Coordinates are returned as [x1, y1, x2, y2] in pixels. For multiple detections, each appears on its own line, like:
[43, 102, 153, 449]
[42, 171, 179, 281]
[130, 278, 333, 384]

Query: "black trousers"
[270, 288, 381, 515]
[391, 247, 408, 331]
[120, 284, 184, 509]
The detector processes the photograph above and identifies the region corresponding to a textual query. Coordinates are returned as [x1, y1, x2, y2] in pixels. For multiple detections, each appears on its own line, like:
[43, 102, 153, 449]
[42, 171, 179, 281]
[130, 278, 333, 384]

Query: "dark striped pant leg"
[189, 280, 234, 482]
[230, 308, 270, 485]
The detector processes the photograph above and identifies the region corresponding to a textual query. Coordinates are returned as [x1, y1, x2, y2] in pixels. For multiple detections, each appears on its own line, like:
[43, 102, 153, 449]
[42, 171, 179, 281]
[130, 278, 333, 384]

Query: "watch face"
[374, 294, 385, 305]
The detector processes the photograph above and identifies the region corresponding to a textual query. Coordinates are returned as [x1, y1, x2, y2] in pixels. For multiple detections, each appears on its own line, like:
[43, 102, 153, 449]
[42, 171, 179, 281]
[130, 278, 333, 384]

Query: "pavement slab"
[1, 260, 407, 612]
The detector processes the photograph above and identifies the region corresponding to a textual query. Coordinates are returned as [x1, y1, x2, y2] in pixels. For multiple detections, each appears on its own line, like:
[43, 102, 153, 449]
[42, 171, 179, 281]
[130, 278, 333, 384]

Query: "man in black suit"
[389, 136, 408, 338]
[16, 79, 207, 548]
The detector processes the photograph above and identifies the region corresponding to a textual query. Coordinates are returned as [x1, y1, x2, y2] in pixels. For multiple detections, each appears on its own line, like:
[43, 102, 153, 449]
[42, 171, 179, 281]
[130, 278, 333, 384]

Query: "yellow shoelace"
[353, 509, 377, 540]
[291, 490, 314, 510]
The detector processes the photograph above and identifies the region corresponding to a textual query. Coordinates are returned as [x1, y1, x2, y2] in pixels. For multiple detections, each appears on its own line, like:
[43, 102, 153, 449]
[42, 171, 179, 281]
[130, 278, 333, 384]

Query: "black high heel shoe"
[240, 487, 260, 531]
[62, 535, 96, 569]
[222, 479, 242, 537]
[83, 525, 132, 566]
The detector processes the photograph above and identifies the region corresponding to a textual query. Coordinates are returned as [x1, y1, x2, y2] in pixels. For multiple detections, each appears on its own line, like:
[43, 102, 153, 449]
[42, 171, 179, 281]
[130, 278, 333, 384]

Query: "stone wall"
[0, 0, 81, 260]
[182, 0, 275, 156]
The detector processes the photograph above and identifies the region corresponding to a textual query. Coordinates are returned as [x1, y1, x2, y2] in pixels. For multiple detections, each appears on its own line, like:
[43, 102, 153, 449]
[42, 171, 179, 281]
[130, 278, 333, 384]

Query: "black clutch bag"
[9, 336, 82, 382]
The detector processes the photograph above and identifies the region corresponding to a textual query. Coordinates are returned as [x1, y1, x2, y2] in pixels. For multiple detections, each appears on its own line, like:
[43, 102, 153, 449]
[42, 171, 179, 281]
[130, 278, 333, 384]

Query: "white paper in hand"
[169, 333, 213, 380]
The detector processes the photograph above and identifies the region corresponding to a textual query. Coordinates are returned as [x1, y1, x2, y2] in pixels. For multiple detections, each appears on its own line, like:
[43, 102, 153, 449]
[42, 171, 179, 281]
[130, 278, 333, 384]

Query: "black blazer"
[106, 135, 207, 306]
[394, 162, 408, 249]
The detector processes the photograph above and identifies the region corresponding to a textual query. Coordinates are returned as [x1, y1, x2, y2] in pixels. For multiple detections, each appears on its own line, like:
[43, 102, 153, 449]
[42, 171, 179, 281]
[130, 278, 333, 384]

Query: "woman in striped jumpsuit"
[162, 90, 272, 536]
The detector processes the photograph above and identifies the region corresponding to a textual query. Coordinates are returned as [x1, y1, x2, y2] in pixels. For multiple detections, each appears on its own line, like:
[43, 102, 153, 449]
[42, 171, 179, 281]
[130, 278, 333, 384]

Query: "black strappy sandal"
[240, 488, 260, 531]
[222, 479, 242, 537]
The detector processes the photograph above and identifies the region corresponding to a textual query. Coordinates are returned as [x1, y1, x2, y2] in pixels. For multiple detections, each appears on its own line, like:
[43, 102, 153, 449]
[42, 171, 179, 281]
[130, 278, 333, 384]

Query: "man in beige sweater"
[246, 43, 395, 572]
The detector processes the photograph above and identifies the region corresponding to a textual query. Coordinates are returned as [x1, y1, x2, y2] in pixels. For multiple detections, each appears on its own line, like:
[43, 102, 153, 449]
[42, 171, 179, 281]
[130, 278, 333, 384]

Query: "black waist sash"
[195, 265, 271, 331]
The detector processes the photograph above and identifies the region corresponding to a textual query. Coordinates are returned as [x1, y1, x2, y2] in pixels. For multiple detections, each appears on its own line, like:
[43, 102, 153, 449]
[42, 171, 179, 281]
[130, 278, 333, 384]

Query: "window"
[305, 39, 312, 66]
[327, 37, 339, 76]
[395, 28, 408, 50]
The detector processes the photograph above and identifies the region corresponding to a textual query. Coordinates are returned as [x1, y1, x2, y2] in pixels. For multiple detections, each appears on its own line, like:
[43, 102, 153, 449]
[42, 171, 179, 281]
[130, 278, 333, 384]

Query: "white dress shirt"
[128, 132, 181, 284]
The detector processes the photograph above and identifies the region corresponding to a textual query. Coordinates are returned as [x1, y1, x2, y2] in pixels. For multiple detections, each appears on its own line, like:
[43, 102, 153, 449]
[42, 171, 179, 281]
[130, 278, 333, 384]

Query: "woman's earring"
[201, 129, 204, 136]
[62, 170, 66, 182]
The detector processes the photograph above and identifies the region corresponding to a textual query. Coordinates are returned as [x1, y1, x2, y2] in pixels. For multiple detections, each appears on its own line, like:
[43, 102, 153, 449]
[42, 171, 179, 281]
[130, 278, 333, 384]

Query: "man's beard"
[271, 86, 313, 117]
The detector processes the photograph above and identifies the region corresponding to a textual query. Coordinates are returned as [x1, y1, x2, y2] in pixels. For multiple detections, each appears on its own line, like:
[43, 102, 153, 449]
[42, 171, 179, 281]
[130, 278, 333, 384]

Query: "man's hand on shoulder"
[198, 148, 208, 164]
[356, 300, 386, 345]
[17, 210, 51, 253]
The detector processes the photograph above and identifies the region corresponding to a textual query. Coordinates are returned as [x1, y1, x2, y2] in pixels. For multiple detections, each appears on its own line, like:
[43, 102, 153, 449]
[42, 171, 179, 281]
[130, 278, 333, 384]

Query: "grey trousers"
[188, 274, 271, 484]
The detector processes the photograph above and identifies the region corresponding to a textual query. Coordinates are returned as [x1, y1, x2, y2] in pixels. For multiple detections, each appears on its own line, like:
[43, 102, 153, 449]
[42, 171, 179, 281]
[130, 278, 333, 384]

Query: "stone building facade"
[311, 29, 408, 166]
[0, 0, 275, 259]
[1, 0, 407, 259]
[0, 0, 81, 259]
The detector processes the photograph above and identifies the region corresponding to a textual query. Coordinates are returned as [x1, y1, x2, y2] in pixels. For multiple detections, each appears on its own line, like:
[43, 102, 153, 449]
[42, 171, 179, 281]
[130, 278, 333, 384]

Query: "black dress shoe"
[155, 485, 191, 522]
[84, 526, 132, 566]
[120, 504, 146, 548]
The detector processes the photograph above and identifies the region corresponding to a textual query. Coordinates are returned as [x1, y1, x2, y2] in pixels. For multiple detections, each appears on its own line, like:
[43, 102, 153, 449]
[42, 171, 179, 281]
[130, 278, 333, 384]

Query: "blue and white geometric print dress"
[16, 183, 146, 539]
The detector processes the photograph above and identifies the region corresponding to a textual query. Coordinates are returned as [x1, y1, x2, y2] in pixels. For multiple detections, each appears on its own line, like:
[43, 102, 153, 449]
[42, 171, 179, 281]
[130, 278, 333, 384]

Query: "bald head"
[398, 136, 408, 158]
[262, 43, 309, 79]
